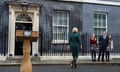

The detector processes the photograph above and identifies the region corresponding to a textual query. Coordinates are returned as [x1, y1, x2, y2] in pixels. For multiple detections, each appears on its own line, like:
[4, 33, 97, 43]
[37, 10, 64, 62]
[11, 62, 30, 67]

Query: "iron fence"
[39, 32, 120, 56]
[0, 26, 8, 56]
[0, 31, 120, 56]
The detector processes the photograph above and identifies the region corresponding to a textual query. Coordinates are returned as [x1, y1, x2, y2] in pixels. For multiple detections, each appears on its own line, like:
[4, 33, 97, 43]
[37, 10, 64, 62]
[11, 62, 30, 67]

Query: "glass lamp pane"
[24, 31, 31, 37]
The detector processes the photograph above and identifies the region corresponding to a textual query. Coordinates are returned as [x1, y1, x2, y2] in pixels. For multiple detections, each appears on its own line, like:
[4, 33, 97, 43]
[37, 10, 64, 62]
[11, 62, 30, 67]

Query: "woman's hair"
[72, 27, 78, 33]
[109, 34, 112, 41]
[91, 34, 96, 40]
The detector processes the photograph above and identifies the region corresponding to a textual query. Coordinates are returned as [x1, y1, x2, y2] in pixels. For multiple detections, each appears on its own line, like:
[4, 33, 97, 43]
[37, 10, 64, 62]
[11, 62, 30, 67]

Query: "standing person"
[90, 34, 98, 61]
[106, 34, 113, 61]
[68, 27, 82, 68]
[97, 31, 109, 62]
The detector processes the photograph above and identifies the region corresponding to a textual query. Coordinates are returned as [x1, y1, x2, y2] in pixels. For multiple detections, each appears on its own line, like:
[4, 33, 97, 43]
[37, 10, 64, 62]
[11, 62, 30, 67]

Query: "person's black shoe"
[74, 65, 77, 69]
[97, 59, 100, 62]
[74, 63, 77, 69]
[70, 61, 73, 68]
[93, 59, 96, 61]
[106, 60, 110, 62]
[101, 60, 104, 62]
[92, 59, 96, 62]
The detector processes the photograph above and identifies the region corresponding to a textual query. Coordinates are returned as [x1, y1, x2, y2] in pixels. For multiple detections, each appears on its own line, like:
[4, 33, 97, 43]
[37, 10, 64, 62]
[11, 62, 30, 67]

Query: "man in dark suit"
[98, 31, 109, 61]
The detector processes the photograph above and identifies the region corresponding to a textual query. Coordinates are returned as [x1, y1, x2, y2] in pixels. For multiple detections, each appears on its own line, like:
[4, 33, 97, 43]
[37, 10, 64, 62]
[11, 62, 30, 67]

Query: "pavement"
[0, 64, 120, 72]
[0, 56, 120, 65]
[0, 56, 120, 72]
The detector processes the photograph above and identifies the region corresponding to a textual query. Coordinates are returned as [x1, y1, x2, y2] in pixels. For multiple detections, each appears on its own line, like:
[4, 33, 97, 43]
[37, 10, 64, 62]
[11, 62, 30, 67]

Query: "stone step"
[6, 56, 40, 63]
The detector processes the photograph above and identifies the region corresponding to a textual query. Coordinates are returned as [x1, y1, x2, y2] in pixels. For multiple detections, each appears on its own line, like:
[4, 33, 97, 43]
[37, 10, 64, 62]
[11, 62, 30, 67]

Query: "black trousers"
[106, 51, 110, 61]
[91, 50, 96, 61]
[98, 48, 106, 61]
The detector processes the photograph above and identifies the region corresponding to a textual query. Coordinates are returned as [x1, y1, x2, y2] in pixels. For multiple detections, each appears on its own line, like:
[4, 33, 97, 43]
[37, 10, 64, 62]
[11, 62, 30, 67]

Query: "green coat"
[69, 32, 81, 59]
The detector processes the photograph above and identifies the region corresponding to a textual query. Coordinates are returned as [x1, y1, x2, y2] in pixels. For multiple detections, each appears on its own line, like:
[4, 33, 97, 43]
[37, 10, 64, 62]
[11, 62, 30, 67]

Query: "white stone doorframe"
[7, 2, 40, 57]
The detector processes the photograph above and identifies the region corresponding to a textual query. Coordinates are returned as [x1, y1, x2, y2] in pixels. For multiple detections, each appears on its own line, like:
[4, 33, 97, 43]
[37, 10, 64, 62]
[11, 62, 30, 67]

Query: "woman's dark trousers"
[91, 50, 96, 61]
[106, 51, 110, 61]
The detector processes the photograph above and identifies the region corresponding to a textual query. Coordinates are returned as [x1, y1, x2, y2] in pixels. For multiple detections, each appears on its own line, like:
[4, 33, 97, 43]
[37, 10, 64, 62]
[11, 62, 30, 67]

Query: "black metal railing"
[0, 26, 8, 56]
[0, 29, 120, 56]
[39, 32, 70, 56]
[39, 32, 84, 56]
[0, 7, 8, 56]
[39, 32, 120, 56]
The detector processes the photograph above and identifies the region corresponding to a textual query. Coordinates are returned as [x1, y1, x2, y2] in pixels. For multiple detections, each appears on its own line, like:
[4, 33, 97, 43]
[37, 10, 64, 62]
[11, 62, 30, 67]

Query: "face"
[92, 34, 95, 37]
[91, 34, 96, 39]
[103, 31, 107, 36]
[109, 35, 112, 38]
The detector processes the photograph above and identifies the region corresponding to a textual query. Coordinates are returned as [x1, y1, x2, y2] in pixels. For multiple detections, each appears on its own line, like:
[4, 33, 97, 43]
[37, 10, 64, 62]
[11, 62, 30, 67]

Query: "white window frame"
[52, 11, 69, 43]
[93, 12, 108, 36]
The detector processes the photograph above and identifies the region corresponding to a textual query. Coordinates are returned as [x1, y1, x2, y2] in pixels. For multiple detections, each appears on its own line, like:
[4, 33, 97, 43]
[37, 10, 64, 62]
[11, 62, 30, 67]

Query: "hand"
[91, 47, 93, 50]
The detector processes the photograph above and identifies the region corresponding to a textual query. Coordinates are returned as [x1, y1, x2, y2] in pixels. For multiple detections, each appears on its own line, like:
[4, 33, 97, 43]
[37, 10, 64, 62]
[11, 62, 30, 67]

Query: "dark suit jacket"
[99, 35, 109, 49]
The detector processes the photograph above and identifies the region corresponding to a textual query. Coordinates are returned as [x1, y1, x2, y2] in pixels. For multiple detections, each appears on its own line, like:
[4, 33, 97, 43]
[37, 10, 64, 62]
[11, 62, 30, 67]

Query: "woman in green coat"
[69, 27, 82, 68]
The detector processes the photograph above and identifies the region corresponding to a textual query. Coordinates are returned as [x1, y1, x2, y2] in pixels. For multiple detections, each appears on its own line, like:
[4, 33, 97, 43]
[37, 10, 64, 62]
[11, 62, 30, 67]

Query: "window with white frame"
[52, 11, 69, 43]
[94, 12, 107, 38]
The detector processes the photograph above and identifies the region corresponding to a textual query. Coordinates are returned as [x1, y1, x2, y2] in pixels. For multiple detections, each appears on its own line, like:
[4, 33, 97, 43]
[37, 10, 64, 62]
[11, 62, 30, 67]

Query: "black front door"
[15, 40, 23, 55]
[15, 22, 32, 55]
